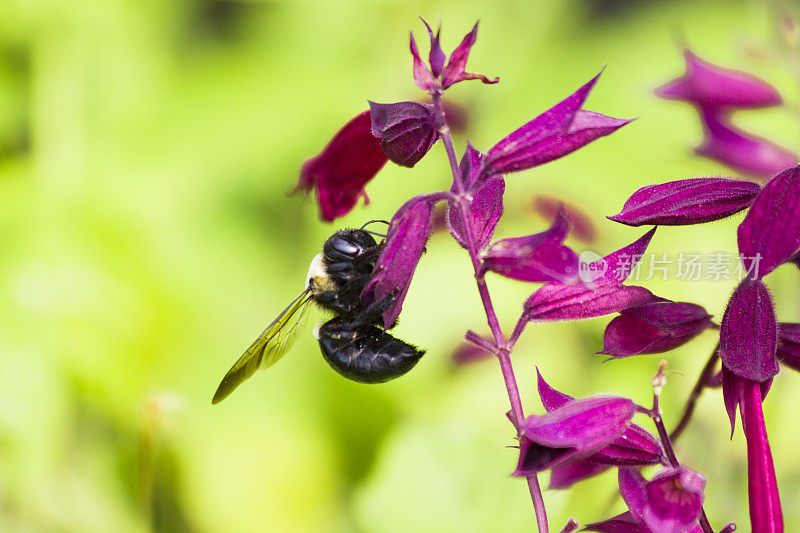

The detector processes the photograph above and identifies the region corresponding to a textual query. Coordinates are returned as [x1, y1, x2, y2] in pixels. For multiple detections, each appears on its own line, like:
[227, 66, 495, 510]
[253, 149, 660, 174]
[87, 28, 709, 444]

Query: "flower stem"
[650, 365, 714, 533]
[670, 344, 719, 443]
[432, 91, 549, 533]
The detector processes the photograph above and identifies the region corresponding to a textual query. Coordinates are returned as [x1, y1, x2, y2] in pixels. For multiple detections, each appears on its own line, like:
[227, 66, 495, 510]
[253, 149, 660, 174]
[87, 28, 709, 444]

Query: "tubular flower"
[295, 110, 387, 221]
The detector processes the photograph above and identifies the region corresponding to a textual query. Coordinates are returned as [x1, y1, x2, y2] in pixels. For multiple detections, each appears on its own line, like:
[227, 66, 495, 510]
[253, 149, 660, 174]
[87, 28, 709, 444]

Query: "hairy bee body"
[312, 229, 424, 382]
[212, 226, 425, 404]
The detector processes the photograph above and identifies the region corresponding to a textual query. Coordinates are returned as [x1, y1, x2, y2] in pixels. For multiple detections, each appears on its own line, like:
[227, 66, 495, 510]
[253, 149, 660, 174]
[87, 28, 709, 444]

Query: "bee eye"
[331, 237, 360, 256]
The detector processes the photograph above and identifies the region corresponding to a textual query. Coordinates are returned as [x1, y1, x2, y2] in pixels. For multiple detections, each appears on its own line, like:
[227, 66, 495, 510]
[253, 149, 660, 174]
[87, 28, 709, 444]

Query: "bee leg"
[313, 290, 356, 314]
[352, 294, 396, 328]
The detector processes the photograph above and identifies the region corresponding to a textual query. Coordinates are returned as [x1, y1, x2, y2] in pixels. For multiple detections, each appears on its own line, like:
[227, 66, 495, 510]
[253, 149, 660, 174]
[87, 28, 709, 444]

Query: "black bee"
[212, 223, 425, 404]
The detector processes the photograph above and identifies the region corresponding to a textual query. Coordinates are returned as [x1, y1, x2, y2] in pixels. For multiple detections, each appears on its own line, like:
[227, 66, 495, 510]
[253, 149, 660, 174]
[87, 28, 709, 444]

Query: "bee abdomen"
[317, 317, 424, 383]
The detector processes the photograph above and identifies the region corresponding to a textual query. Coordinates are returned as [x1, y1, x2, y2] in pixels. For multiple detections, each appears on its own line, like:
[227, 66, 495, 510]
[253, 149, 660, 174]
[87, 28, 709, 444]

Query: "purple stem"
[669, 344, 719, 443]
[650, 385, 714, 533]
[432, 91, 549, 533]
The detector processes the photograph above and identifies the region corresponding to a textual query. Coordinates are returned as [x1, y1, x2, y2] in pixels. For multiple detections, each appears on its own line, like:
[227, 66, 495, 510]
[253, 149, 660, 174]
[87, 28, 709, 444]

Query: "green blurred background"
[1, 0, 799, 531]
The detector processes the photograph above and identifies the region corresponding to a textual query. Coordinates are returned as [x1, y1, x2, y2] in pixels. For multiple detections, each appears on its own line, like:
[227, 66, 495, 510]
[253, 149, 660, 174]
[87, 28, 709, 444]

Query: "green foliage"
[1, 0, 798, 531]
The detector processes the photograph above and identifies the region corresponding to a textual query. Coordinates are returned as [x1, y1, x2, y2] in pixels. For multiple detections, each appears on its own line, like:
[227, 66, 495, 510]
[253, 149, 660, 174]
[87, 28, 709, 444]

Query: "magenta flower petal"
[583, 512, 650, 533]
[448, 176, 505, 252]
[549, 461, 610, 490]
[481, 207, 580, 283]
[439, 21, 499, 89]
[608, 177, 761, 227]
[368, 101, 439, 167]
[447, 144, 504, 251]
[721, 365, 772, 437]
[697, 111, 796, 178]
[486, 72, 600, 171]
[536, 370, 662, 473]
[739, 378, 783, 532]
[719, 278, 778, 382]
[483, 73, 630, 175]
[643, 466, 706, 533]
[361, 194, 436, 328]
[600, 301, 714, 358]
[738, 166, 800, 278]
[618, 467, 648, 523]
[536, 368, 574, 411]
[594, 228, 657, 284]
[524, 282, 655, 322]
[296, 111, 388, 221]
[409, 31, 436, 92]
[656, 49, 783, 109]
[513, 396, 635, 476]
[418, 18, 445, 77]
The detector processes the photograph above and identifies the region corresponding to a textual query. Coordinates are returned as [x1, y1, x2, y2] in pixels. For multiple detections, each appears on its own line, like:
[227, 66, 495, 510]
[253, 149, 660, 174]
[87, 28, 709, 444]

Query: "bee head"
[322, 229, 378, 263]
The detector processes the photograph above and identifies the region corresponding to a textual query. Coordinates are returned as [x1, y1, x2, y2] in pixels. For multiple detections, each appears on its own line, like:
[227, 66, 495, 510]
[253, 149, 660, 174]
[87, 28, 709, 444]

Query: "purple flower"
[586, 467, 706, 533]
[537, 371, 663, 488]
[737, 165, 800, 278]
[481, 207, 580, 283]
[368, 101, 439, 167]
[643, 467, 706, 533]
[446, 143, 505, 251]
[409, 19, 498, 93]
[512, 395, 636, 477]
[361, 194, 438, 328]
[695, 111, 796, 178]
[722, 370, 783, 532]
[482, 72, 633, 176]
[656, 49, 796, 177]
[608, 177, 761, 227]
[656, 49, 782, 110]
[522, 229, 658, 322]
[600, 301, 715, 358]
[718, 278, 778, 383]
[295, 110, 388, 221]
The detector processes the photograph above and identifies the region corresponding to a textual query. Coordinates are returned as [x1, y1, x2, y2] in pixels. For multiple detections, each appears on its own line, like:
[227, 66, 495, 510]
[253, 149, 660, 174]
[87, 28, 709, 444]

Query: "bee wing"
[212, 290, 313, 404]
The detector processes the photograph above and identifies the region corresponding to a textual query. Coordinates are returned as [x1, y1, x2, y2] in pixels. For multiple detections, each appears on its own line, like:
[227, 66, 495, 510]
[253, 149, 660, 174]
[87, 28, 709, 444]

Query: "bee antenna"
[363, 230, 387, 238]
[360, 219, 390, 230]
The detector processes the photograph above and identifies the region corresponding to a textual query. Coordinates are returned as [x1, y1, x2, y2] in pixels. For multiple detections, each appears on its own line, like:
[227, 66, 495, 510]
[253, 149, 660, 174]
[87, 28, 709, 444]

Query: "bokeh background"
[2, 0, 800, 531]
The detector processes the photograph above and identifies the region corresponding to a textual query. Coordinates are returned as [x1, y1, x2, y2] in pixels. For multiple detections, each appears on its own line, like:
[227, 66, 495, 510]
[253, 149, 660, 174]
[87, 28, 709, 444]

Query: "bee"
[212, 223, 425, 404]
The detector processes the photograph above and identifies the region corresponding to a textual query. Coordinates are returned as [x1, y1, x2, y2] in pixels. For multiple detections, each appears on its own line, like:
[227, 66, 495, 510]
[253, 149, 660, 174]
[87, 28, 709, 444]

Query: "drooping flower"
[481, 206, 580, 283]
[536, 371, 663, 488]
[585, 467, 707, 533]
[608, 177, 761, 227]
[482, 72, 633, 177]
[656, 49, 796, 177]
[512, 395, 637, 477]
[368, 101, 439, 167]
[600, 300, 715, 358]
[409, 19, 498, 92]
[295, 110, 388, 221]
